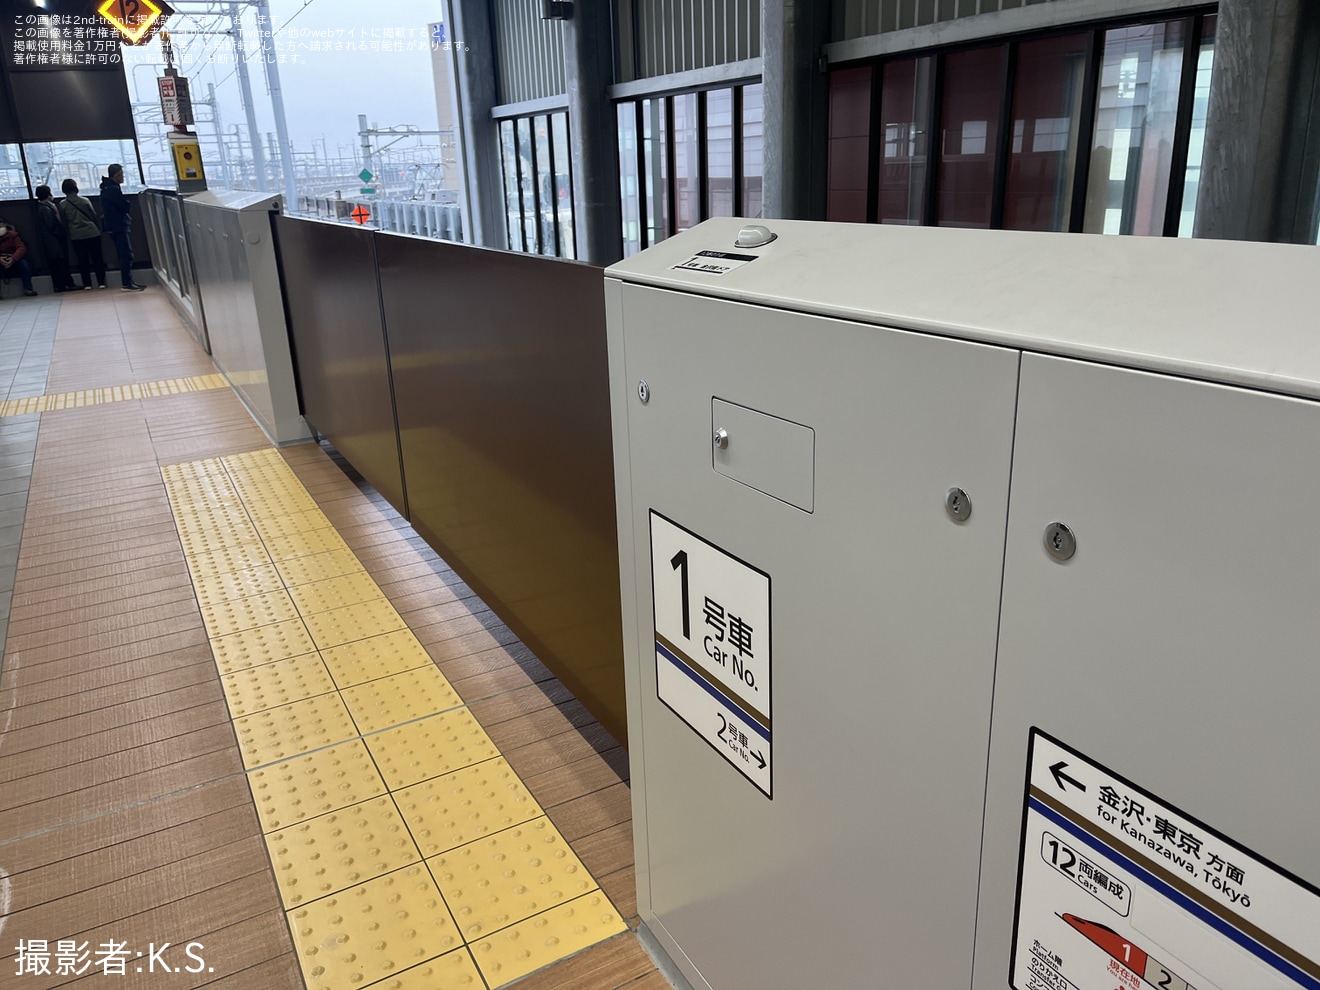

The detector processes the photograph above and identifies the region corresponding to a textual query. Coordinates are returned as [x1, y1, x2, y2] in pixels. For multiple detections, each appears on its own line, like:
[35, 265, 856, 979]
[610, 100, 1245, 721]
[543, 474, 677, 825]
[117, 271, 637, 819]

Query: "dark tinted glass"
[936, 46, 1006, 228]
[826, 67, 871, 223]
[1003, 34, 1089, 231]
[877, 58, 933, 224]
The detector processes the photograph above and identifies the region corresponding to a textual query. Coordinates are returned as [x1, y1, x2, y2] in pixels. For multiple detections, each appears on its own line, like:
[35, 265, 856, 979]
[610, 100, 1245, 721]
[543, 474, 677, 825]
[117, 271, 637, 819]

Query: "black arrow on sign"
[751, 749, 766, 770]
[1049, 761, 1086, 794]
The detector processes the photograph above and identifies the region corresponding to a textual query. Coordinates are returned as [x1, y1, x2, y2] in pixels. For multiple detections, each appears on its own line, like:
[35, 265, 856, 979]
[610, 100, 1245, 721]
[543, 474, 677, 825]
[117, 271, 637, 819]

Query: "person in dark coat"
[59, 178, 107, 289]
[99, 164, 145, 291]
[35, 185, 75, 292]
[0, 217, 38, 298]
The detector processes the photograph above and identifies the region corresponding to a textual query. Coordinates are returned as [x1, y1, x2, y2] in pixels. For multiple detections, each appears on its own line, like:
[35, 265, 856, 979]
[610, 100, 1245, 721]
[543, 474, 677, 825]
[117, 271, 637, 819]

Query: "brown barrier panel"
[377, 235, 626, 746]
[0, 197, 152, 282]
[274, 216, 406, 513]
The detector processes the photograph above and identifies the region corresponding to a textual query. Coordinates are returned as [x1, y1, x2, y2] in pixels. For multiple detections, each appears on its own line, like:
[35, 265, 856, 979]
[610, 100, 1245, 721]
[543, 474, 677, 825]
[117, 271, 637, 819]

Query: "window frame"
[828, 7, 1217, 237]
[495, 110, 577, 259]
[614, 77, 764, 257]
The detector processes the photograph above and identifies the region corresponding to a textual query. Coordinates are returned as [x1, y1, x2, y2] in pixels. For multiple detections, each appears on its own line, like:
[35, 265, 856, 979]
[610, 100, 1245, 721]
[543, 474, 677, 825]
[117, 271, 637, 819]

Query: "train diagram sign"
[1012, 730, 1320, 990]
[649, 510, 771, 797]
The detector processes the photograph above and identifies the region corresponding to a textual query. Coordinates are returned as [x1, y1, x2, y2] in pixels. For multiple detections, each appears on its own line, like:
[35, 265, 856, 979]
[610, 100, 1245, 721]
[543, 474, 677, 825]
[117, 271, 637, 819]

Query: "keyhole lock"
[945, 488, 972, 522]
[1044, 522, 1076, 561]
[713, 428, 729, 450]
[637, 380, 650, 403]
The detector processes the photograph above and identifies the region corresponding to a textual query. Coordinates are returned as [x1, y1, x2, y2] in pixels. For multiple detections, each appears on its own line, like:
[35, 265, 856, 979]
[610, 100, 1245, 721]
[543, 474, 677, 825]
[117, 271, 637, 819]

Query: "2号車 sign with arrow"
[649, 510, 772, 797]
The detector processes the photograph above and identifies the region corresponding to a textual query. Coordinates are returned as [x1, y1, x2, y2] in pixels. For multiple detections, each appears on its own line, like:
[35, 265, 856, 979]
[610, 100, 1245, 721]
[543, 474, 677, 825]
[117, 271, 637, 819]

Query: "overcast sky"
[124, 0, 449, 165]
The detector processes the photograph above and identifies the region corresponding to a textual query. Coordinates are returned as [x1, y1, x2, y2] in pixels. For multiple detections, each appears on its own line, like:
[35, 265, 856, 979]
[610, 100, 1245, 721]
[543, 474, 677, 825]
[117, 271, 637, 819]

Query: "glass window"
[706, 89, 734, 218]
[533, 115, 556, 256]
[642, 97, 669, 243]
[551, 112, 575, 259]
[499, 119, 522, 251]
[515, 118, 539, 253]
[827, 67, 872, 223]
[937, 46, 1006, 228]
[1178, 16, 1216, 237]
[1003, 34, 1089, 231]
[673, 93, 700, 232]
[877, 58, 933, 224]
[0, 146, 26, 199]
[741, 84, 764, 219]
[618, 102, 642, 257]
[22, 140, 143, 195]
[157, 199, 183, 291]
[1084, 20, 1187, 236]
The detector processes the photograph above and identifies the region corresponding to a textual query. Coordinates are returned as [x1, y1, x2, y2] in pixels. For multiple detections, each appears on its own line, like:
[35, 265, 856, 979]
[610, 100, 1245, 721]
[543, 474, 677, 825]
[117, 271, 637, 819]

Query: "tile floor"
[0, 289, 660, 989]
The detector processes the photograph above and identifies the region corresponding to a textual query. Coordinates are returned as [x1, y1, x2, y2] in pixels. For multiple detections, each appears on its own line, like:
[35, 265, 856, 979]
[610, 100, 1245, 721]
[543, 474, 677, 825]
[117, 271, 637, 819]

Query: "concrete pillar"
[762, 0, 831, 220]
[445, 0, 506, 249]
[564, 2, 623, 264]
[1194, 0, 1320, 242]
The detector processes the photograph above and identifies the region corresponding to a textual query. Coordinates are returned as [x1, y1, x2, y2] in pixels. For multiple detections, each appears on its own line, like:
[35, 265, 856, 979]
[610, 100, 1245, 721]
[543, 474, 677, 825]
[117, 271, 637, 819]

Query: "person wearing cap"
[0, 218, 38, 298]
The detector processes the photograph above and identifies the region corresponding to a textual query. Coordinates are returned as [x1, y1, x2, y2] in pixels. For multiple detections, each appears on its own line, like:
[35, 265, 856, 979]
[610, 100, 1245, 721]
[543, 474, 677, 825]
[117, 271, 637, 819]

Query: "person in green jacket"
[58, 178, 107, 289]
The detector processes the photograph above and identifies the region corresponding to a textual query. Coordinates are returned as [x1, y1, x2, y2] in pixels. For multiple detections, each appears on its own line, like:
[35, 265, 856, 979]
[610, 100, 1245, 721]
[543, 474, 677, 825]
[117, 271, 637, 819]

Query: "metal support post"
[230, 6, 267, 191]
[762, 0, 831, 220]
[564, 0, 622, 263]
[444, 0, 505, 248]
[1195, 0, 1320, 242]
[255, 0, 298, 209]
[208, 83, 233, 188]
[358, 113, 372, 175]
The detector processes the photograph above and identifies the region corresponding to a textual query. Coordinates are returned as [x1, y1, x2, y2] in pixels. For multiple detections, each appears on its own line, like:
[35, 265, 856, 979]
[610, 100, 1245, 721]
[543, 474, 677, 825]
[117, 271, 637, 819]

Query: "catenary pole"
[255, 0, 298, 208]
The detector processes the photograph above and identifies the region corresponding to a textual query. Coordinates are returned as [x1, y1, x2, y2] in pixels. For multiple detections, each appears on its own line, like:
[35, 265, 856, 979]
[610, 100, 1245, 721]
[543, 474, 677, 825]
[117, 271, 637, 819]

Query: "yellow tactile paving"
[234, 692, 360, 768]
[199, 588, 301, 638]
[252, 509, 337, 541]
[165, 482, 243, 508]
[220, 653, 337, 718]
[0, 373, 228, 417]
[365, 951, 485, 990]
[265, 796, 420, 908]
[302, 598, 407, 650]
[469, 893, 627, 987]
[162, 450, 623, 990]
[173, 501, 256, 534]
[190, 561, 286, 608]
[273, 548, 367, 587]
[430, 817, 598, 941]
[287, 864, 463, 990]
[183, 541, 276, 579]
[287, 571, 385, 616]
[392, 758, 543, 857]
[177, 524, 262, 557]
[365, 710, 500, 790]
[264, 526, 352, 560]
[246, 499, 324, 523]
[341, 665, 464, 734]
[247, 739, 388, 831]
[320, 631, 434, 690]
[208, 619, 318, 674]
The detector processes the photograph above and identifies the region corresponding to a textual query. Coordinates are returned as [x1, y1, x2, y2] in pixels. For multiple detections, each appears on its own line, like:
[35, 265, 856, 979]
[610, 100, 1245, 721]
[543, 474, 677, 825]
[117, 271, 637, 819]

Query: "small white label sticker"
[1012, 730, 1320, 990]
[672, 250, 759, 276]
[649, 511, 771, 796]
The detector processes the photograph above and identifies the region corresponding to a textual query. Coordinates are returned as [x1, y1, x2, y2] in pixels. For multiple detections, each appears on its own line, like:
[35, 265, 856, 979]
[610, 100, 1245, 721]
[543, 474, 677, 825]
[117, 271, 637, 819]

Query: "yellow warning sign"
[97, 0, 166, 45]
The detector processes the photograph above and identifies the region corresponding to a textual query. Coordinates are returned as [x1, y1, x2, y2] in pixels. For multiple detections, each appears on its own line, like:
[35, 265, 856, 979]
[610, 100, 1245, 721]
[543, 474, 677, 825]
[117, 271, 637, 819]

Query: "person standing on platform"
[99, 164, 145, 291]
[0, 217, 38, 298]
[35, 185, 76, 292]
[60, 178, 108, 289]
